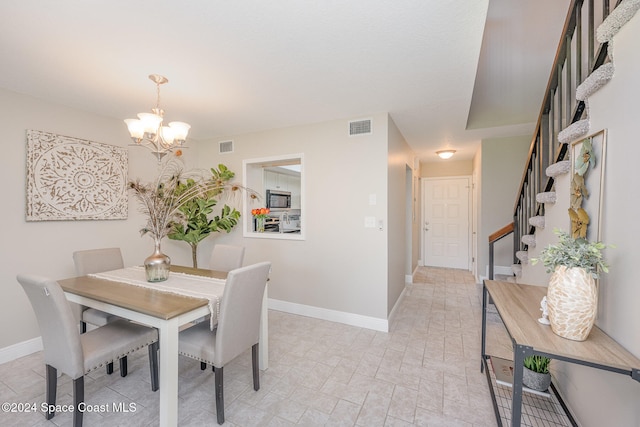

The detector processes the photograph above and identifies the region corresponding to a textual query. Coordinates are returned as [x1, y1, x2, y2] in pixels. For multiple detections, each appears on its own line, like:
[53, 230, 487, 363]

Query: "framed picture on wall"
[26, 130, 128, 221]
[569, 129, 606, 242]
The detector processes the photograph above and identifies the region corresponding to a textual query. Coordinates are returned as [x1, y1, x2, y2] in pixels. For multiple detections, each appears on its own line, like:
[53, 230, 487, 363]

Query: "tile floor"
[0, 267, 510, 426]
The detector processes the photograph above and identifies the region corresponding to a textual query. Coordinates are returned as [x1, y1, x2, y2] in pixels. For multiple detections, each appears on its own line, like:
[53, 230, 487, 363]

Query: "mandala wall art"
[26, 130, 128, 221]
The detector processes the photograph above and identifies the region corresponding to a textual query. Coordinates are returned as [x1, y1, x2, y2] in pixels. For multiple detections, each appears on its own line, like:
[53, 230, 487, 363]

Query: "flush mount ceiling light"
[436, 149, 456, 159]
[125, 74, 191, 162]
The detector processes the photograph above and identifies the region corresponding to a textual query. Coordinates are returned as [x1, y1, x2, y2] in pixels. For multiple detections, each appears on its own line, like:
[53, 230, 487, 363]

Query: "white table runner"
[89, 266, 225, 329]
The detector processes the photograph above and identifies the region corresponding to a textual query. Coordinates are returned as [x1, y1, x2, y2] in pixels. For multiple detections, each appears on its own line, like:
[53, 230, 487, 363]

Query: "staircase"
[490, 0, 640, 283]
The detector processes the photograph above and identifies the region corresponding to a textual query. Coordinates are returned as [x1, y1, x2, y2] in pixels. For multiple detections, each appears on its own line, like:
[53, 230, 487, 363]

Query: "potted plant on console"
[523, 355, 551, 392]
[532, 229, 612, 341]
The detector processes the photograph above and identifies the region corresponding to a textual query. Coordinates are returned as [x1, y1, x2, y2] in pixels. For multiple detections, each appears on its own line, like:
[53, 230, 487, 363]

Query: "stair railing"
[488, 222, 514, 280]
[511, 0, 618, 263]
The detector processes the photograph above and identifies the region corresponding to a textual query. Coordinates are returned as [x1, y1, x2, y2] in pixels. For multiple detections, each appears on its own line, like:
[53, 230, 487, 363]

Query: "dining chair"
[209, 244, 245, 272]
[73, 247, 124, 332]
[198, 244, 246, 371]
[179, 261, 271, 425]
[73, 247, 127, 376]
[17, 274, 159, 427]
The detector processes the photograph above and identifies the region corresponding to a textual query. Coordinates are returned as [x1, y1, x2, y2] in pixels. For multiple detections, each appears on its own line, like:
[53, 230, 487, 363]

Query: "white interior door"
[422, 177, 470, 269]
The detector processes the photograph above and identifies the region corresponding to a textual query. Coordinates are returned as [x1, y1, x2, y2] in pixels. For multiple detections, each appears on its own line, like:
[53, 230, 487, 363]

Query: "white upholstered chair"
[73, 247, 128, 375]
[178, 261, 271, 425]
[73, 247, 124, 332]
[17, 274, 159, 427]
[198, 244, 246, 371]
[209, 244, 245, 272]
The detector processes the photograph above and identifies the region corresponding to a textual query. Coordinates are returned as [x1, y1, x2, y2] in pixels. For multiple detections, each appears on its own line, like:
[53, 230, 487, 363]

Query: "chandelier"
[124, 74, 191, 161]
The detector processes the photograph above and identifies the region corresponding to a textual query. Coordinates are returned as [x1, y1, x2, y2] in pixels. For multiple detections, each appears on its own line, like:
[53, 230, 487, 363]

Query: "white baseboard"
[0, 336, 42, 365]
[388, 285, 408, 328]
[494, 265, 513, 276]
[268, 298, 389, 332]
[484, 265, 512, 277]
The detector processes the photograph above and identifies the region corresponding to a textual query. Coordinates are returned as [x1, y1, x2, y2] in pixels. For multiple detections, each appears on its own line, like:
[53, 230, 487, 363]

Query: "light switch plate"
[364, 216, 376, 228]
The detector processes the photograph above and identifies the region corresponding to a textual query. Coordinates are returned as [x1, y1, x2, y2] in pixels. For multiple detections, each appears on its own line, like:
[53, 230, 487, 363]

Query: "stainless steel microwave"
[266, 190, 291, 210]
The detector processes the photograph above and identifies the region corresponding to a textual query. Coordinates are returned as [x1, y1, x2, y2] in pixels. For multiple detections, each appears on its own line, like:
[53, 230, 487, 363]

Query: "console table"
[481, 280, 640, 426]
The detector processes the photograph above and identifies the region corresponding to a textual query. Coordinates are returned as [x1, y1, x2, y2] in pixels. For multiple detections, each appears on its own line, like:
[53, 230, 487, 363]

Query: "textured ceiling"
[0, 1, 569, 162]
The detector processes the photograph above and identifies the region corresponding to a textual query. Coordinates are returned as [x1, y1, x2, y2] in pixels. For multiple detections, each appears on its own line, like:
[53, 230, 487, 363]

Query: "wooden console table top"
[485, 280, 640, 373]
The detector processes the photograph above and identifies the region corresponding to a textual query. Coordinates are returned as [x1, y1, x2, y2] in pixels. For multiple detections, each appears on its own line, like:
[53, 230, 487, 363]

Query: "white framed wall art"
[26, 130, 128, 221]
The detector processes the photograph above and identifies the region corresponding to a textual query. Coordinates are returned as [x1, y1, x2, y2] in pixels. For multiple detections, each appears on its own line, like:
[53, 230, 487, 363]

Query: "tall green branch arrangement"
[129, 160, 256, 267]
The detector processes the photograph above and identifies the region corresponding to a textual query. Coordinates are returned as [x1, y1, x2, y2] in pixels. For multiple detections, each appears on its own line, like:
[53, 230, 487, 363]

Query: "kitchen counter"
[259, 213, 301, 234]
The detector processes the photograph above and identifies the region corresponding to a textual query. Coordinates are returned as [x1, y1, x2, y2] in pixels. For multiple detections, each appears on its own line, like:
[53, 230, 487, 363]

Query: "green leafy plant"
[523, 355, 550, 374]
[531, 229, 612, 278]
[168, 176, 241, 268]
[130, 160, 256, 266]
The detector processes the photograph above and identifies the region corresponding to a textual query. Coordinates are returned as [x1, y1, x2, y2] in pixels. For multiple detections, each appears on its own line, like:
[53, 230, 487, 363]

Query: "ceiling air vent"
[219, 140, 234, 154]
[349, 119, 372, 136]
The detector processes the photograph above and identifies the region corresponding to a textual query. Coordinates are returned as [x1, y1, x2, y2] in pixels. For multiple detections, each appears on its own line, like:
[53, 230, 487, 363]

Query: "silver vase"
[144, 239, 171, 282]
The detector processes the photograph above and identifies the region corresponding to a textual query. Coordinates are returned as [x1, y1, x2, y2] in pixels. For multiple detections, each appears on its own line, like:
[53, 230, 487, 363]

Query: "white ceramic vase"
[546, 265, 597, 341]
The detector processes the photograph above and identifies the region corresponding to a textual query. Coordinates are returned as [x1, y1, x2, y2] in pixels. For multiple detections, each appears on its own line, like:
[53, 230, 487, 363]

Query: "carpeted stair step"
[521, 234, 536, 248]
[536, 192, 556, 204]
[558, 119, 590, 145]
[546, 160, 571, 178]
[597, 0, 640, 46]
[529, 215, 545, 229]
[511, 264, 522, 278]
[576, 63, 615, 101]
[516, 251, 529, 264]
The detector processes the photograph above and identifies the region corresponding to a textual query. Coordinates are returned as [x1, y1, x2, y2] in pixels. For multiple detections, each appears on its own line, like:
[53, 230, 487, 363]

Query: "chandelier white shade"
[436, 149, 456, 159]
[125, 74, 190, 161]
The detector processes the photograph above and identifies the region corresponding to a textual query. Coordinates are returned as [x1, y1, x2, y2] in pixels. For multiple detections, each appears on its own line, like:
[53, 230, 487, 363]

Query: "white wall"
[0, 88, 182, 354]
[477, 135, 531, 279]
[548, 12, 640, 426]
[420, 159, 473, 177]
[194, 113, 395, 323]
[387, 115, 418, 313]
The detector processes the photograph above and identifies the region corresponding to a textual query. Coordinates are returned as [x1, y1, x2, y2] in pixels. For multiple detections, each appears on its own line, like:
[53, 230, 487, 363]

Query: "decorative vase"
[144, 239, 171, 282]
[256, 217, 265, 232]
[522, 367, 551, 392]
[546, 265, 597, 341]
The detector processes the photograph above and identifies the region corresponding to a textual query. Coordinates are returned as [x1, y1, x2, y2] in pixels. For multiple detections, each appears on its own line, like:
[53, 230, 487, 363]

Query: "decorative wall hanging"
[26, 130, 128, 221]
[569, 129, 607, 241]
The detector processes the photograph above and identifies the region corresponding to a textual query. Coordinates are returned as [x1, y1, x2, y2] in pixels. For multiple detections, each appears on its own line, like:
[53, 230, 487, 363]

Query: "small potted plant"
[523, 355, 551, 392]
[532, 228, 612, 341]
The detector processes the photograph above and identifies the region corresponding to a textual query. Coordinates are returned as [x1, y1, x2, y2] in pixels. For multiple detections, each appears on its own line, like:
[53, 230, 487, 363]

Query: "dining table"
[57, 264, 269, 427]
